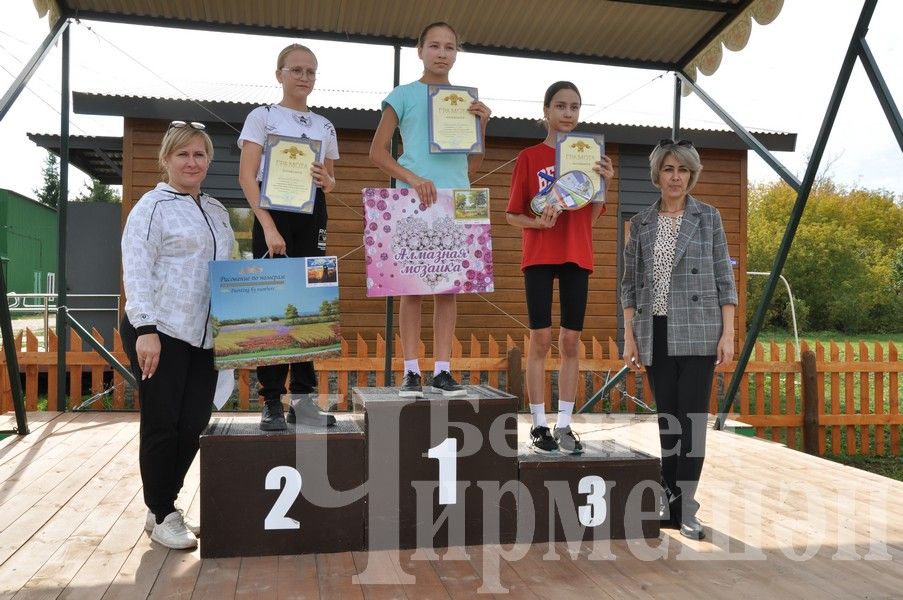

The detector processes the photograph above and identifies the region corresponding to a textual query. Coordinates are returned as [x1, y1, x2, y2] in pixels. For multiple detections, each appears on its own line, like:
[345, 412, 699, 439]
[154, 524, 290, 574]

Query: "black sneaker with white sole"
[399, 371, 424, 398]
[430, 370, 467, 397]
[530, 425, 559, 453]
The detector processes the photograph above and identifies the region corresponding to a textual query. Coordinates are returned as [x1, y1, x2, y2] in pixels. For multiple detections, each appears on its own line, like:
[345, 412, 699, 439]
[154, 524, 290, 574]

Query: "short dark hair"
[417, 21, 459, 48]
[543, 81, 582, 107]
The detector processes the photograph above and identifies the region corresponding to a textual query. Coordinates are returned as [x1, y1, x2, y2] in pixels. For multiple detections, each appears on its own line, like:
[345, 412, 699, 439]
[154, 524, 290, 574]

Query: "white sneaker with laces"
[150, 511, 198, 550]
[146, 509, 200, 537]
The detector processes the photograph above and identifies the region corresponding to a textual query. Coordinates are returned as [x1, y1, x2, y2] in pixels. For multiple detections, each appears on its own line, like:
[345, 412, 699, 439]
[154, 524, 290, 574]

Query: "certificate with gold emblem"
[260, 134, 321, 214]
[555, 132, 605, 202]
[427, 84, 483, 154]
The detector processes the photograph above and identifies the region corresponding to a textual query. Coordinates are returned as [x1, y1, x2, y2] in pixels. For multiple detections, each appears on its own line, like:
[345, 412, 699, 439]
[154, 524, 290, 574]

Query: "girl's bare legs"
[399, 295, 423, 361]
[557, 327, 581, 404]
[432, 293, 456, 362]
[527, 327, 553, 419]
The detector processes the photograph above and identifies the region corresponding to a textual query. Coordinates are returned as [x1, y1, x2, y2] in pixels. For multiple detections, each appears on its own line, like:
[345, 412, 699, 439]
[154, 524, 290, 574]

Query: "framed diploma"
[427, 84, 483, 154]
[555, 132, 606, 202]
[260, 134, 322, 214]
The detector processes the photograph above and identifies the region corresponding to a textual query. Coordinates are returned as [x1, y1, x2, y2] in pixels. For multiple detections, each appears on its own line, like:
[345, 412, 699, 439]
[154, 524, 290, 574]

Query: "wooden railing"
[2, 330, 900, 456]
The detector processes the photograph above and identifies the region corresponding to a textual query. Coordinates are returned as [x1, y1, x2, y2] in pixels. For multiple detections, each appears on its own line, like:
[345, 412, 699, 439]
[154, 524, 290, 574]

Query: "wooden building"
[62, 91, 794, 351]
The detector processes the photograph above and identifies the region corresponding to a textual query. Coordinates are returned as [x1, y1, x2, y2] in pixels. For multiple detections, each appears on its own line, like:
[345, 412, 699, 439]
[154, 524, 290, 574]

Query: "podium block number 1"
[265, 466, 302, 530]
[427, 438, 458, 505]
[578, 475, 607, 527]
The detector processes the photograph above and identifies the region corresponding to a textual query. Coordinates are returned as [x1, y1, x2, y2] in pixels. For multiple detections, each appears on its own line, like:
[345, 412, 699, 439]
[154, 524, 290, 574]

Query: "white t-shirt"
[238, 104, 340, 181]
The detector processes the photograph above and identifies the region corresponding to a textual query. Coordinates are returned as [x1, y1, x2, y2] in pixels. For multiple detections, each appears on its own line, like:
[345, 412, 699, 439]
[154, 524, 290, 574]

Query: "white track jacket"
[122, 182, 235, 349]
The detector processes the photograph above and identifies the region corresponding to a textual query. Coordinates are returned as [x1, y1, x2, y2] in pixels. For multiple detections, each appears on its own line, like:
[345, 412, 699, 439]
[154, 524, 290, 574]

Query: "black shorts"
[523, 262, 590, 331]
[251, 188, 327, 258]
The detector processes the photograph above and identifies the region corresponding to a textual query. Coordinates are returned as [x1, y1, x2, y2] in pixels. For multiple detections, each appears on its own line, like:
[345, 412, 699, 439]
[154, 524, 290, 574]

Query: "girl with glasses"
[369, 22, 492, 398]
[238, 43, 338, 430]
[505, 81, 614, 455]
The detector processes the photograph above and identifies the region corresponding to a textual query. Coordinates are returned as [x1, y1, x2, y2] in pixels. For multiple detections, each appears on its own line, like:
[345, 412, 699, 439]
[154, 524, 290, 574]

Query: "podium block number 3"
[265, 466, 302, 530]
[428, 438, 458, 505]
[577, 475, 607, 527]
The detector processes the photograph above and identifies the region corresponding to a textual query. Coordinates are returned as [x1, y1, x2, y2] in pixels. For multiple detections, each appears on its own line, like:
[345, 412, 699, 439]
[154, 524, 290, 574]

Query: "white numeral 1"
[264, 466, 302, 530]
[577, 475, 607, 527]
[427, 437, 458, 505]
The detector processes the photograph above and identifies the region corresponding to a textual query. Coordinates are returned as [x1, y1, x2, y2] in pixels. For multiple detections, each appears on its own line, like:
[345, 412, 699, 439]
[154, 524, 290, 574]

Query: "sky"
[0, 0, 901, 201]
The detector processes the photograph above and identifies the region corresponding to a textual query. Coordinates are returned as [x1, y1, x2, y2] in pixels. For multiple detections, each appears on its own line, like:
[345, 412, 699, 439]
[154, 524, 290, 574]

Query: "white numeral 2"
[264, 466, 302, 530]
[577, 475, 607, 527]
[427, 438, 458, 505]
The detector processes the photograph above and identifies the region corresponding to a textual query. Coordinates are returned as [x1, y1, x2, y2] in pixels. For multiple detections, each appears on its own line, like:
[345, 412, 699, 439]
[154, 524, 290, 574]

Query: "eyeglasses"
[280, 67, 317, 80]
[657, 138, 693, 148]
[168, 120, 206, 131]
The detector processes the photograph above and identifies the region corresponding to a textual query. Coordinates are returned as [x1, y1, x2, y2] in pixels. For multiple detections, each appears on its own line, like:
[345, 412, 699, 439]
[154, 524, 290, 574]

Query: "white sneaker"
[146, 509, 200, 537]
[150, 511, 198, 550]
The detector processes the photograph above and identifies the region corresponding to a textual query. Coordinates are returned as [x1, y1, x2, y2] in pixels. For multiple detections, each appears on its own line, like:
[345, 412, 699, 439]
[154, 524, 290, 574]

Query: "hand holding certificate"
[428, 84, 484, 154]
[260, 134, 322, 214]
[555, 132, 606, 203]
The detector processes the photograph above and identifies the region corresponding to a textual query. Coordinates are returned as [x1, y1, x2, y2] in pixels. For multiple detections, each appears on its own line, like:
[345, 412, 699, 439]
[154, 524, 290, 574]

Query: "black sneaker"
[530, 425, 559, 453]
[260, 399, 287, 431]
[430, 370, 467, 397]
[553, 425, 584, 455]
[399, 371, 424, 398]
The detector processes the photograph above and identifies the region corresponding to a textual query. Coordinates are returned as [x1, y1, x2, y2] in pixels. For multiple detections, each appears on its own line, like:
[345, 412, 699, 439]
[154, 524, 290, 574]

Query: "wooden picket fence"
[731, 340, 902, 457]
[1, 328, 900, 456]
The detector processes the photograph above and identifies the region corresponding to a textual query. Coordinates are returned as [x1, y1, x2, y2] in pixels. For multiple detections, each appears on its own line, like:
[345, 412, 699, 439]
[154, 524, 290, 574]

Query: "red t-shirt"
[506, 143, 603, 272]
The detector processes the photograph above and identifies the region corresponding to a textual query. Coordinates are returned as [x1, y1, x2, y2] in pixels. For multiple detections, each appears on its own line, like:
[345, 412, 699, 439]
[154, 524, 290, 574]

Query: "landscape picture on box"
[362, 187, 494, 297]
[209, 257, 341, 369]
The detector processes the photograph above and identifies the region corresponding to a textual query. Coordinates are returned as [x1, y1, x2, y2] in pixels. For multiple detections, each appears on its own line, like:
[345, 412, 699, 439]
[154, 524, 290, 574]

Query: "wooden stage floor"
[0, 410, 901, 599]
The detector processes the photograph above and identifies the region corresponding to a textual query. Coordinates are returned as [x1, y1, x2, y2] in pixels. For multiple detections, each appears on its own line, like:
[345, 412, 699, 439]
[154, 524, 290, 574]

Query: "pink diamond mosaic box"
[362, 187, 495, 297]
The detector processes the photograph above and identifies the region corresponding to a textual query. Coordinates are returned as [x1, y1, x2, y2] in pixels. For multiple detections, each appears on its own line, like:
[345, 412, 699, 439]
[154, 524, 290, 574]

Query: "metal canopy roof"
[26, 133, 123, 185]
[42, 0, 783, 76]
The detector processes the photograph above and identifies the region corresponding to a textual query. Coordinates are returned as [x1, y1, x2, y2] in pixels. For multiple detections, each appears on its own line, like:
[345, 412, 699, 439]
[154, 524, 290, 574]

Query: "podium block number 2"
[577, 475, 607, 527]
[265, 466, 302, 530]
[427, 438, 458, 505]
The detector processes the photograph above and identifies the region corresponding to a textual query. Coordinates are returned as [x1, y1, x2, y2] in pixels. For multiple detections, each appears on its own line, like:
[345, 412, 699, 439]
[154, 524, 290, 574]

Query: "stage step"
[517, 440, 661, 542]
[199, 414, 366, 558]
[354, 385, 519, 550]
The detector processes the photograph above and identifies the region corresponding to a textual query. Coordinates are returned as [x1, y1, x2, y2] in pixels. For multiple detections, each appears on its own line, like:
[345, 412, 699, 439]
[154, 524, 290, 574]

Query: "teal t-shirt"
[383, 81, 470, 189]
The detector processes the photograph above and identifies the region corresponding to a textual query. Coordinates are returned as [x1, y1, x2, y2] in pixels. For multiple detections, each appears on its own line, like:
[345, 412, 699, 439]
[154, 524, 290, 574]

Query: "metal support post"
[56, 24, 70, 412]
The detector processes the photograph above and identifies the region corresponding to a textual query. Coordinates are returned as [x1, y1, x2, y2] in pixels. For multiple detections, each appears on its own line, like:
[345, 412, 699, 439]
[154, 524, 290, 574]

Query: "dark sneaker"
[430, 370, 467, 397]
[289, 394, 336, 427]
[680, 516, 705, 540]
[399, 371, 424, 398]
[260, 399, 287, 431]
[553, 425, 584, 455]
[530, 425, 559, 453]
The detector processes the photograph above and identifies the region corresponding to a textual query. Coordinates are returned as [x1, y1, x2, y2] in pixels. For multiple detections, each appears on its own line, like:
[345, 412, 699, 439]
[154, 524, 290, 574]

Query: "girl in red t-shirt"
[505, 81, 614, 454]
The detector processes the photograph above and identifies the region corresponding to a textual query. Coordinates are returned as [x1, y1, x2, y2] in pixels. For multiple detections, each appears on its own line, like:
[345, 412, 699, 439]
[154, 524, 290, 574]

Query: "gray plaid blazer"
[620, 195, 738, 366]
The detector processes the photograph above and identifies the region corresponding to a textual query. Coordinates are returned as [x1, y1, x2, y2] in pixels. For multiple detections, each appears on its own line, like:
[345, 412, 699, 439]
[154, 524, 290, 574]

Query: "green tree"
[34, 152, 60, 208]
[747, 180, 903, 333]
[76, 179, 121, 203]
[285, 303, 299, 319]
[319, 298, 340, 320]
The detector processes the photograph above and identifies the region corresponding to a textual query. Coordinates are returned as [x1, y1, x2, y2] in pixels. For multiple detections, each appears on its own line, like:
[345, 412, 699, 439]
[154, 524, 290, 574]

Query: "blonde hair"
[158, 126, 214, 181]
[277, 43, 317, 69]
[649, 143, 702, 191]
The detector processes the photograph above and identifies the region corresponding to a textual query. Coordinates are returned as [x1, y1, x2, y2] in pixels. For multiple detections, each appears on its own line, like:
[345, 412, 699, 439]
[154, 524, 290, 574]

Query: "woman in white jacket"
[121, 121, 235, 550]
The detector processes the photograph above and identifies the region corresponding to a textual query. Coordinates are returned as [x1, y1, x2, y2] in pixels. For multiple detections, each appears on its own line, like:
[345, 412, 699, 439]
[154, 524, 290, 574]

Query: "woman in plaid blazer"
[620, 140, 738, 540]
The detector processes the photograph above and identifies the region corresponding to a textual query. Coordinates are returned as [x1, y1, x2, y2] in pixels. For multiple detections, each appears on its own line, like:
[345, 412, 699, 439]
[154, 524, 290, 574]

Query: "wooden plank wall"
[121, 119, 746, 351]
